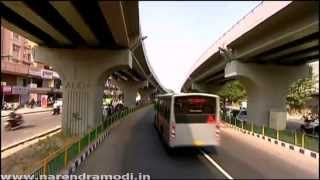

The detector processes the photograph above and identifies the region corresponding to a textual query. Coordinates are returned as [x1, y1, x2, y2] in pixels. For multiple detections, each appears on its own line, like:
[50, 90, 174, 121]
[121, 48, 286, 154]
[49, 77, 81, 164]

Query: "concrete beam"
[233, 3, 318, 60]
[34, 47, 132, 136]
[50, 1, 99, 45]
[190, 82, 220, 94]
[225, 60, 309, 129]
[192, 57, 226, 83]
[1, 18, 43, 44]
[99, 1, 129, 47]
[259, 39, 319, 62]
[2, 1, 71, 44]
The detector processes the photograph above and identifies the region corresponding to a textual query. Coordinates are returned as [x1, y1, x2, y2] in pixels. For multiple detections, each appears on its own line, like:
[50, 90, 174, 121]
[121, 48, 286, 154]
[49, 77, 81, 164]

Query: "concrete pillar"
[225, 61, 309, 129]
[139, 87, 154, 103]
[34, 47, 132, 136]
[114, 79, 146, 108]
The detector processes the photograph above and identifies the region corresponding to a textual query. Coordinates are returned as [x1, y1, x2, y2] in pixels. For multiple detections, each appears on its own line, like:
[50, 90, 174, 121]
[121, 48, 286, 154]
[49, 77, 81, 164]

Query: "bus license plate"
[193, 140, 204, 146]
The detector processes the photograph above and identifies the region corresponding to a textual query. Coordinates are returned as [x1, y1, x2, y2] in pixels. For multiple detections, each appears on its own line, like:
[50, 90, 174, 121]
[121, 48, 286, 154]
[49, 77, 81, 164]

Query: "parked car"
[224, 106, 240, 120]
[301, 119, 319, 135]
[236, 109, 248, 122]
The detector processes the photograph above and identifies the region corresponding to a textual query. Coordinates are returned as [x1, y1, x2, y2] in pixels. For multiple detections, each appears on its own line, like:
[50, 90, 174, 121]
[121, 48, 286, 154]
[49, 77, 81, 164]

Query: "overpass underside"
[183, 1, 319, 130]
[0, 1, 164, 136]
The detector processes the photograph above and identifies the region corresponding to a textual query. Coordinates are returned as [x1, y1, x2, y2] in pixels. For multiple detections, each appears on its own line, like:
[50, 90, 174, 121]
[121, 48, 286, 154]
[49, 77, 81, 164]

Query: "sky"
[139, 1, 261, 92]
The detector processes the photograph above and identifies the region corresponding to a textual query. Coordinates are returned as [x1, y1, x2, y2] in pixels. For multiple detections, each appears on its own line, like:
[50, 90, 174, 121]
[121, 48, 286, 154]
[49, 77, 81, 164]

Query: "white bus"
[154, 93, 220, 148]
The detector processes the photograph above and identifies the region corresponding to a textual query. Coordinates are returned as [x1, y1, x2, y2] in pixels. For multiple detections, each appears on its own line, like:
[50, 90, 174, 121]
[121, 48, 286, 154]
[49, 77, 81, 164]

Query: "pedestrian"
[30, 98, 35, 109]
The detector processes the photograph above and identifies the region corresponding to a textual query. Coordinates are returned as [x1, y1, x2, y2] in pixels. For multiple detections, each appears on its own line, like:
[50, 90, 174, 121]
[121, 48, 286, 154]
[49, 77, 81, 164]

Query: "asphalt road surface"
[76, 105, 318, 179]
[1, 111, 61, 148]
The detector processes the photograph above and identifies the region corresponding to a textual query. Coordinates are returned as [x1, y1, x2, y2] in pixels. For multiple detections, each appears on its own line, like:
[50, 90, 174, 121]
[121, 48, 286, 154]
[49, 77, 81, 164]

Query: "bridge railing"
[221, 112, 319, 152]
[30, 102, 151, 177]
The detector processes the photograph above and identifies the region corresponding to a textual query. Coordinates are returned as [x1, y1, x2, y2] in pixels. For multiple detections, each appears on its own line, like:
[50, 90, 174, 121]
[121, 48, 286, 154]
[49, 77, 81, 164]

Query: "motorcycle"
[52, 105, 60, 115]
[2, 102, 11, 110]
[5, 112, 24, 131]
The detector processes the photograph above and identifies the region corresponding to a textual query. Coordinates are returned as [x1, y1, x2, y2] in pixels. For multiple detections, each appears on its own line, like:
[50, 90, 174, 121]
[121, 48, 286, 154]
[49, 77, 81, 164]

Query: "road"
[204, 126, 318, 179]
[1, 111, 61, 148]
[75, 105, 318, 179]
[76, 106, 226, 179]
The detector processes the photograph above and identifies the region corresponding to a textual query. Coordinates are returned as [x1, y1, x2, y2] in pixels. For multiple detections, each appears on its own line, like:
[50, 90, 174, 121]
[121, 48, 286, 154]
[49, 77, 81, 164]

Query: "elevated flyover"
[181, 1, 319, 128]
[0, 1, 166, 136]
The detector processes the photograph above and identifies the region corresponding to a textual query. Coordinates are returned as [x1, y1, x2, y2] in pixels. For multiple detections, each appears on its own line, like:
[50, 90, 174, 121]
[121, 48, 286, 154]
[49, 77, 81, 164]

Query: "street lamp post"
[130, 35, 149, 78]
[130, 35, 148, 52]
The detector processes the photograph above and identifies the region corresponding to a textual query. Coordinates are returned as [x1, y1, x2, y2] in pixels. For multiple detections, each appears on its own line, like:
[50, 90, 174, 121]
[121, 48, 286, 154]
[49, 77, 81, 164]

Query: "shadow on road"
[19, 124, 36, 130]
[202, 146, 219, 155]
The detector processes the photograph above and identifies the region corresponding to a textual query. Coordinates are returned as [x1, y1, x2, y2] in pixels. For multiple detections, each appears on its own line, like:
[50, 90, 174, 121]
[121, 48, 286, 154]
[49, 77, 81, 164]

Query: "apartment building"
[1, 27, 62, 108]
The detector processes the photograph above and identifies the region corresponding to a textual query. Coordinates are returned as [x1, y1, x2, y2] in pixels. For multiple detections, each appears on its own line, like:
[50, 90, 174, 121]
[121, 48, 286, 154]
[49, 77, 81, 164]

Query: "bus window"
[166, 97, 171, 122]
[174, 96, 217, 123]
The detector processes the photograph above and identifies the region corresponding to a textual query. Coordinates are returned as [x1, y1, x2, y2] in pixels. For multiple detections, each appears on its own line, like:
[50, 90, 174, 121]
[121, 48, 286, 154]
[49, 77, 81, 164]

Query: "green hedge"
[264, 127, 277, 139]
[221, 113, 319, 152]
[67, 142, 79, 162]
[80, 134, 89, 150]
[47, 152, 64, 175]
[243, 121, 251, 131]
[279, 130, 295, 144]
[304, 134, 319, 152]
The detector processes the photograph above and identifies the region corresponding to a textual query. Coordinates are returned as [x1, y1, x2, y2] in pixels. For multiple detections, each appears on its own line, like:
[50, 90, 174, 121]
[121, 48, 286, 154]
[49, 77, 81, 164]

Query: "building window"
[32, 47, 35, 59]
[32, 78, 43, 88]
[23, 48, 31, 62]
[13, 33, 19, 41]
[12, 44, 20, 59]
[27, 54, 31, 61]
[54, 79, 62, 89]
[23, 79, 28, 87]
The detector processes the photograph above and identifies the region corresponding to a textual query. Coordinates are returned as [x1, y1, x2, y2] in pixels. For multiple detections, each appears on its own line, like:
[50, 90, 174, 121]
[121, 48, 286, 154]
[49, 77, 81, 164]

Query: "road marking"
[200, 149, 233, 180]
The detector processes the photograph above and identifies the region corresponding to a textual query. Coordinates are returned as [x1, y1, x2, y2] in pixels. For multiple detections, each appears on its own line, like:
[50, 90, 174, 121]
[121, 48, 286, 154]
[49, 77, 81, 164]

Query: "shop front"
[1, 85, 12, 105]
[2, 86, 29, 108]
[12, 86, 29, 106]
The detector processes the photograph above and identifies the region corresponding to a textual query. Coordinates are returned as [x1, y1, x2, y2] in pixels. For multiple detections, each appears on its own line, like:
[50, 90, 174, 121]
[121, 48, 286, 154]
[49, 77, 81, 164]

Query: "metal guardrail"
[221, 113, 319, 152]
[30, 103, 150, 177]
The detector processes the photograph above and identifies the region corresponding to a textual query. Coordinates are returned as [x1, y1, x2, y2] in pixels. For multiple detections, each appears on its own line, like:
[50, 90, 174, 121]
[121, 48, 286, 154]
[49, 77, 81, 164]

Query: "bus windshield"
[174, 95, 217, 123]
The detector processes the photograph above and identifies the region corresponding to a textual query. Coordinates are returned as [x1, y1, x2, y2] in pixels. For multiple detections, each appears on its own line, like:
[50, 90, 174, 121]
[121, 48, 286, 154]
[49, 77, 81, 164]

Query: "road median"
[1, 108, 53, 117]
[1, 126, 61, 156]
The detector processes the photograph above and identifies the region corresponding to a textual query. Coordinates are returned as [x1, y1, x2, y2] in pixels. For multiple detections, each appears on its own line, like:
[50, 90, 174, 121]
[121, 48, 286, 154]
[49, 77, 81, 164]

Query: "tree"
[287, 76, 316, 111]
[217, 80, 247, 108]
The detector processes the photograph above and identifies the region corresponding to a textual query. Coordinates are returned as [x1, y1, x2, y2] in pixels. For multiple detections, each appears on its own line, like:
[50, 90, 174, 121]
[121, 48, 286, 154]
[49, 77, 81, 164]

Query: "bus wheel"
[165, 144, 176, 155]
[154, 118, 158, 130]
[160, 126, 164, 138]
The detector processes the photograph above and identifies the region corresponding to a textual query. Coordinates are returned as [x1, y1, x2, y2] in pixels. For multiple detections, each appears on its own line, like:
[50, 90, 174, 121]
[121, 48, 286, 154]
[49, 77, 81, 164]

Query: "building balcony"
[29, 87, 62, 94]
[29, 87, 51, 92]
[28, 66, 42, 77]
[12, 38, 23, 46]
[1, 60, 29, 75]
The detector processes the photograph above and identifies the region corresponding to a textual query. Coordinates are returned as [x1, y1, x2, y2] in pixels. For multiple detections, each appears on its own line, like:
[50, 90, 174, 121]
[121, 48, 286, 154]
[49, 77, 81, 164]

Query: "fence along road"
[75, 105, 318, 179]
